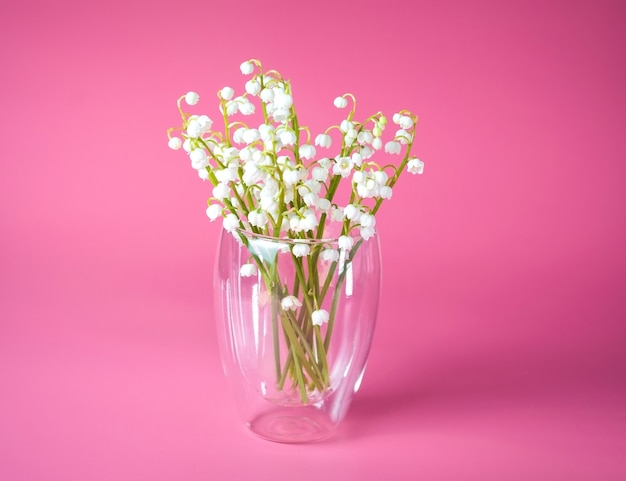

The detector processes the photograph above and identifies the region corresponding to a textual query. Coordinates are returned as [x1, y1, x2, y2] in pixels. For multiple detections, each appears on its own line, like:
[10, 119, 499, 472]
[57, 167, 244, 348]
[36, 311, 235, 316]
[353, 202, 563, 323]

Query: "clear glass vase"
[214, 228, 381, 443]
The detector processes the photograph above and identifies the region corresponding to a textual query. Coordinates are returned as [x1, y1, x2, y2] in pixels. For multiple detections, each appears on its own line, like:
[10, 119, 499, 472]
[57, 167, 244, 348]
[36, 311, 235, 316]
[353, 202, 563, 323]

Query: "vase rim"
[231, 228, 375, 245]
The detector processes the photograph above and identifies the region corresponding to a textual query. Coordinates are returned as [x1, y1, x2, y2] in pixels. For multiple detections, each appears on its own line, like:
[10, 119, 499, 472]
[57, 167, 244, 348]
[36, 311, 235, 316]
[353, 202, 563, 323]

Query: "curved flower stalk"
[167, 60, 424, 402]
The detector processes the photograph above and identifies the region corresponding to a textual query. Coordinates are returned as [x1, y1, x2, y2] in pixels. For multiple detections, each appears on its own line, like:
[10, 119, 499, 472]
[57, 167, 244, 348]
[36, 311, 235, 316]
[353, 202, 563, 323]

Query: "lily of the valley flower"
[311, 309, 330, 326]
[281, 295, 302, 311]
[239, 263, 258, 277]
[185, 91, 200, 105]
[407, 157, 425, 175]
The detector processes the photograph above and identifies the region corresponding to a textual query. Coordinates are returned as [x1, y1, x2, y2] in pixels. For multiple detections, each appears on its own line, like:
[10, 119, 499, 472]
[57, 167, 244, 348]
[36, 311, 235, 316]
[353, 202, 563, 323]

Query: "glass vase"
[214, 228, 381, 443]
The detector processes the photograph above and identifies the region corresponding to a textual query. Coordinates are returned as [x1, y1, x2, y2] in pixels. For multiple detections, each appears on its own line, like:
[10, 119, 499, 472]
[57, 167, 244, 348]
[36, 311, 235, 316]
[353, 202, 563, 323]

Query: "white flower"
[240, 61, 254, 75]
[239, 263, 258, 277]
[334, 96, 348, 108]
[340, 119, 353, 133]
[186, 120, 202, 138]
[374, 170, 388, 185]
[299, 144, 316, 160]
[168, 137, 182, 150]
[248, 209, 268, 228]
[281, 295, 302, 311]
[245, 79, 261, 95]
[312, 166, 329, 183]
[223, 213, 239, 232]
[206, 203, 223, 221]
[385, 141, 402, 155]
[316, 198, 331, 212]
[239, 98, 255, 115]
[332, 156, 353, 178]
[311, 309, 329, 326]
[360, 213, 376, 228]
[357, 131, 373, 145]
[292, 243, 311, 257]
[185, 91, 200, 105]
[260, 88, 274, 103]
[214, 167, 237, 183]
[395, 129, 412, 144]
[321, 248, 339, 262]
[225, 100, 239, 116]
[330, 206, 344, 222]
[407, 157, 424, 175]
[379, 185, 393, 199]
[273, 90, 293, 109]
[372, 137, 383, 150]
[343, 204, 361, 221]
[242, 128, 260, 144]
[315, 133, 332, 148]
[278, 130, 297, 146]
[220, 86, 235, 100]
[360, 226, 376, 240]
[396, 114, 414, 129]
[212, 183, 230, 200]
[190, 148, 208, 169]
[338, 235, 354, 251]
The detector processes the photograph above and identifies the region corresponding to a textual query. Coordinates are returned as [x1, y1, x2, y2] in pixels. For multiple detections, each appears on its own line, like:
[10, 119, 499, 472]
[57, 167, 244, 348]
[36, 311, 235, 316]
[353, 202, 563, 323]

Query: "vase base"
[246, 408, 335, 443]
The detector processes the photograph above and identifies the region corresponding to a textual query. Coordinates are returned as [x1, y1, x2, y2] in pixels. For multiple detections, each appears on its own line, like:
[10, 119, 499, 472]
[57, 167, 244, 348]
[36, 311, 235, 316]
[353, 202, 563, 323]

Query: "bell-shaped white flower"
[220, 86, 235, 100]
[281, 295, 302, 311]
[374, 170, 388, 185]
[334, 96, 348, 108]
[239, 263, 258, 277]
[239, 98, 255, 115]
[379, 185, 393, 199]
[190, 148, 208, 169]
[168, 137, 182, 150]
[245, 79, 261, 95]
[223, 213, 239, 232]
[360, 225, 376, 240]
[299, 144, 316, 160]
[312, 166, 329, 183]
[225, 100, 239, 116]
[315, 133, 332, 148]
[212, 182, 230, 200]
[316, 198, 331, 212]
[312, 309, 330, 326]
[372, 137, 383, 150]
[206, 203, 223, 221]
[407, 157, 424, 175]
[260, 88, 274, 103]
[395, 129, 412, 144]
[343, 204, 361, 221]
[332, 156, 353, 178]
[248, 209, 269, 228]
[385, 141, 402, 155]
[186, 119, 202, 138]
[185, 91, 200, 105]
[359, 213, 376, 228]
[338, 235, 354, 251]
[242, 128, 260, 144]
[273, 90, 293, 110]
[278, 130, 297, 146]
[321, 248, 339, 262]
[292, 242, 312, 259]
[240, 61, 254, 75]
[357, 131, 373, 145]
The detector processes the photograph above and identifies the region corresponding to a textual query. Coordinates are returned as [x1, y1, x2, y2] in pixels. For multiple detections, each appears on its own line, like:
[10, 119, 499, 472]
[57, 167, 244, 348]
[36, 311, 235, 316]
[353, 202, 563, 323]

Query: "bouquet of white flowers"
[168, 59, 423, 402]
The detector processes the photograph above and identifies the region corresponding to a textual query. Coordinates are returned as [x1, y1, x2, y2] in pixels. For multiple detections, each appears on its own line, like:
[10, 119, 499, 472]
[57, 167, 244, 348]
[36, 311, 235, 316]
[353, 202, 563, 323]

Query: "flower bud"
[185, 91, 200, 105]
[334, 96, 348, 108]
[168, 137, 182, 150]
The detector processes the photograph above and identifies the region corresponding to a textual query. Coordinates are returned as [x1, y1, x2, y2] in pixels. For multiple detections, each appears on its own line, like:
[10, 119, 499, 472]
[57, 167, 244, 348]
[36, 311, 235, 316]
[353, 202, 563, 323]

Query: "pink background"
[1, 0, 625, 479]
